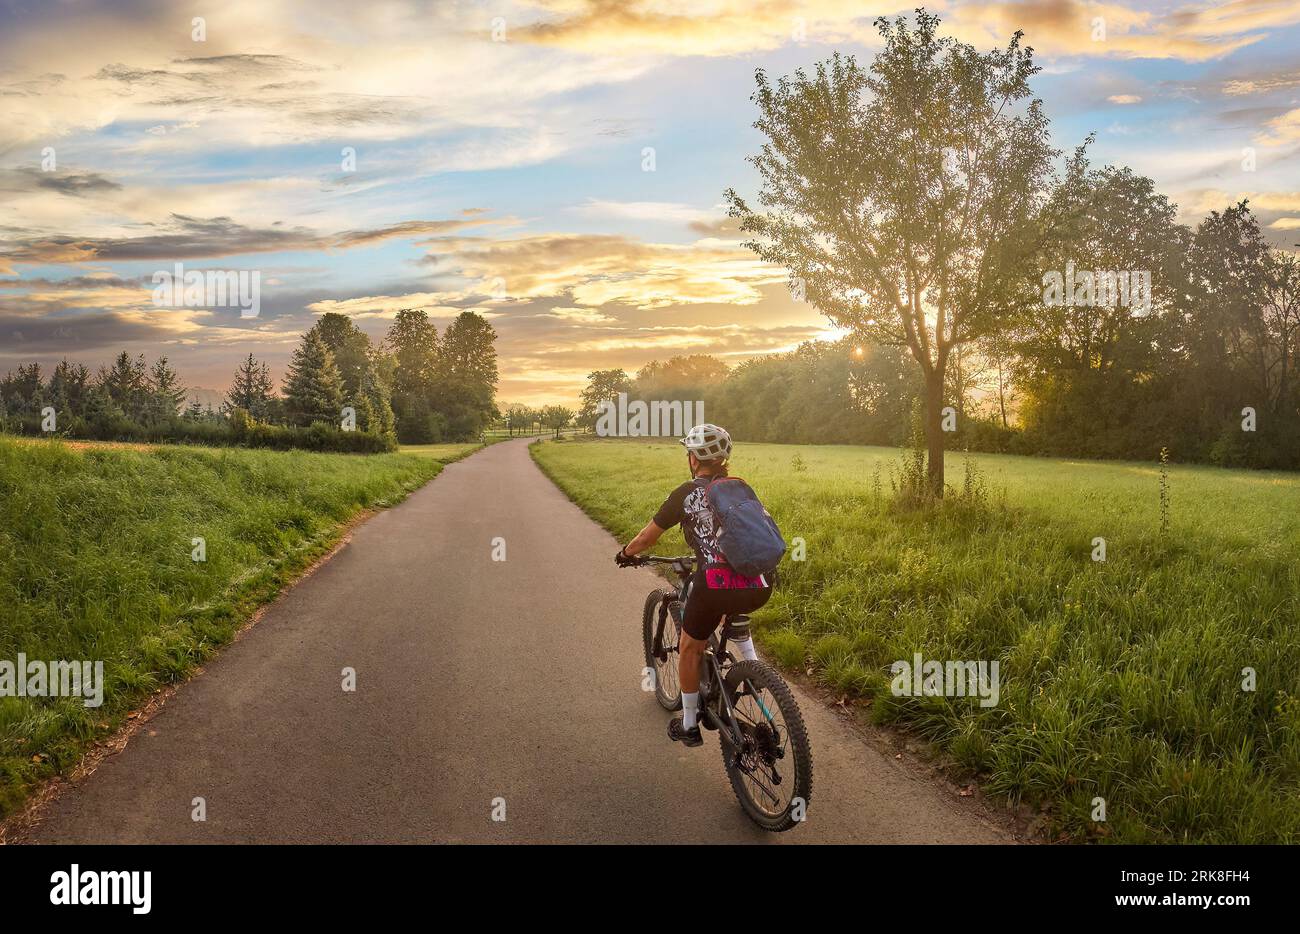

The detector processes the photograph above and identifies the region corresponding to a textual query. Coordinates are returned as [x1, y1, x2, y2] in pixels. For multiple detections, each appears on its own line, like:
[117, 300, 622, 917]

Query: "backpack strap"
[702, 474, 724, 512]
[704, 475, 749, 506]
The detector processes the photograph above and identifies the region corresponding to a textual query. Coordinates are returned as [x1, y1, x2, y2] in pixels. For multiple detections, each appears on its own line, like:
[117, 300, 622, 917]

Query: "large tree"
[633, 354, 729, 407]
[577, 368, 631, 430]
[1014, 165, 1188, 456]
[436, 311, 499, 438]
[1187, 203, 1299, 416]
[540, 404, 574, 438]
[47, 359, 90, 418]
[310, 312, 372, 400]
[97, 352, 149, 420]
[225, 353, 275, 419]
[1262, 249, 1300, 417]
[283, 330, 344, 427]
[352, 349, 397, 439]
[1181, 202, 1300, 463]
[145, 356, 187, 423]
[726, 10, 1064, 494]
[385, 308, 440, 441]
[1, 362, 45, 417]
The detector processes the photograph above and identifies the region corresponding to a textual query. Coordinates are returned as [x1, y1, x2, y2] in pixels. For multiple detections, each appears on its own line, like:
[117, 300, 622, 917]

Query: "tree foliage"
[727, 9, 1066, 493]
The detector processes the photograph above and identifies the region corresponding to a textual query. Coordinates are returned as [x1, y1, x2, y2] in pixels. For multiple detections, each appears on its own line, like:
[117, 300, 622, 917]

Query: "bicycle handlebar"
[628, 554, 695, 576]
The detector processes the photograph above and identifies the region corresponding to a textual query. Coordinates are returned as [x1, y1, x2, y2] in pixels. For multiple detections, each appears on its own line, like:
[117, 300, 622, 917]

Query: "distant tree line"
[0, 308, 499, 453]
[495, 402, 575, 438]
[578, 199, 1300, 473]
[576, 346, 922, 448]
[717, 12, 1300, 491]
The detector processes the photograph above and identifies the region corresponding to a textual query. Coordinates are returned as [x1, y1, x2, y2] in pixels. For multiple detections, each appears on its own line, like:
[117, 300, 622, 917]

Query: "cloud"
[516, 0, 1300, 62]
[570, 198, 715, 225]
[516, 0, 878, 57]
[1223, 69, 1300, 95]
[942, 0, 1300, 62]
[484, 291, 830, 404]
[0, 0, 655, 154]
[419, 232, 784, 309]
[22, 168, 123, 196]
[1108, 94, 1142, 104]
[333, 217, 504, 249]
[1256, 108, 1300, 146]
[540, 306, 618, 324]
[1176, 188, 1300, 245]
[306, 293, 473, 320]
[0, 214, 504, 273]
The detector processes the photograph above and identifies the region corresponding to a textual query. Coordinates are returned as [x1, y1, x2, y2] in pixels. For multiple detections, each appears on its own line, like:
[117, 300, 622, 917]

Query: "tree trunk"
[924, 369, 945, 497]
[997, 356, 1008, 428]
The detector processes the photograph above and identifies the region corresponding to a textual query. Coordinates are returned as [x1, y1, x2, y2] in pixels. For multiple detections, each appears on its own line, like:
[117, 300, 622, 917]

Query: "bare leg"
[679, 631, 706, 699]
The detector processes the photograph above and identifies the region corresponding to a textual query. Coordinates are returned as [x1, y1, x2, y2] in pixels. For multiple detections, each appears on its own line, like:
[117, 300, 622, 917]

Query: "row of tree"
[577, 196, 1300, 474]
[496, 402, 576, 437]
[711, 11, 1300, 485]
[576, 346, 921, 448]
[0, 309, 499, 449]
[0, 353, 188, 432]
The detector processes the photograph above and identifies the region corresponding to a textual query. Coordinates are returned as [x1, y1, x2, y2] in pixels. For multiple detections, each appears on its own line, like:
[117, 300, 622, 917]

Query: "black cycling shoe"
[668, 716, 703, 747]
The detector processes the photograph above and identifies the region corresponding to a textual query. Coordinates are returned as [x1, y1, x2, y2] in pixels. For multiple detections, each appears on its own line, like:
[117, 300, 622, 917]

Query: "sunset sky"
[2, 0, 1299, 405]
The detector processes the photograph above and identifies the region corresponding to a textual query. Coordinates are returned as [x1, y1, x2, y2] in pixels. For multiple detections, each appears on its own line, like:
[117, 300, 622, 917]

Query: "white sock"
[732, 637, 758, 662]
[682, 692, 700, 730]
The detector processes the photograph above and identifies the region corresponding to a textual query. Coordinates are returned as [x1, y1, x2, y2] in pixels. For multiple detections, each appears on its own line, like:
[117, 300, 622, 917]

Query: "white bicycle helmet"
[680, 423, 732, 461]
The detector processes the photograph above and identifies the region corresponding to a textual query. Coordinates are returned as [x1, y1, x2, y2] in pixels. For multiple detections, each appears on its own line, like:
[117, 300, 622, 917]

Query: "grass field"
[399, 442, 486, 461]
[0, 437, 477, 816]
[533, 437, 1300, 843]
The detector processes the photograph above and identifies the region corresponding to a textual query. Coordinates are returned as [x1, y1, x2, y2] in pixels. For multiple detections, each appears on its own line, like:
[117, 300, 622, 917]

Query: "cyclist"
[616, 424, 772, 747]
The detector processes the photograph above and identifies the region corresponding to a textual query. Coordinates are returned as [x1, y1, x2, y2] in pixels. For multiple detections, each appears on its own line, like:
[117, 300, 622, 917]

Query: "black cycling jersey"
[654, 475, 771, 588]
[653, 477, 725, 569]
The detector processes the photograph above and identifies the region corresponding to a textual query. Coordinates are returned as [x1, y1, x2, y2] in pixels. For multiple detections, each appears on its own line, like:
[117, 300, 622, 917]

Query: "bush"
[954, 414, 1020, 454]
[397, 408, 447, 445]
[0, 409, 396, 453]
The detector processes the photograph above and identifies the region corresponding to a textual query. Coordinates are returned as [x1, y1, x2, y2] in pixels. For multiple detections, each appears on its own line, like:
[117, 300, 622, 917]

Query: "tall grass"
[533, 437, 1300, 843]
[0, 438, 467, 815]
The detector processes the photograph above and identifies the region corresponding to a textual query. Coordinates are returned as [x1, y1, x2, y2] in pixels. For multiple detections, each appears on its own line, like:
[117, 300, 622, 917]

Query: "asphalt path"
[26, 438, 1011, 844]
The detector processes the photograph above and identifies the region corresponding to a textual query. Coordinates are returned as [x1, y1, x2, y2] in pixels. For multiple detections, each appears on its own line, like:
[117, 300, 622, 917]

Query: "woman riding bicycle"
[615, 424, 773, 748]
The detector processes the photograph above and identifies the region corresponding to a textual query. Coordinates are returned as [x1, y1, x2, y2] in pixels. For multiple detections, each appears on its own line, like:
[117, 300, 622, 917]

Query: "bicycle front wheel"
[641, 589, 681, 710]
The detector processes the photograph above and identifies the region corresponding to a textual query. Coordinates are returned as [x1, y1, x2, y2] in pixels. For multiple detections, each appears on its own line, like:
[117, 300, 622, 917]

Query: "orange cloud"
[420, 232, 786, 309]
[516, 0, 1300, 62]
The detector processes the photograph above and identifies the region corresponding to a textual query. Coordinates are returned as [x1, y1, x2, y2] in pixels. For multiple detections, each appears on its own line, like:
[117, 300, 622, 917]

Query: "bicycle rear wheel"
[641, 590, 682, 710]
[722, 660, 813, 832]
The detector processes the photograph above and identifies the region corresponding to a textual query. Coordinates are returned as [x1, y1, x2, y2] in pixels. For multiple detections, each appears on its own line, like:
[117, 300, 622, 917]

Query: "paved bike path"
[25, 438, 1011, 844]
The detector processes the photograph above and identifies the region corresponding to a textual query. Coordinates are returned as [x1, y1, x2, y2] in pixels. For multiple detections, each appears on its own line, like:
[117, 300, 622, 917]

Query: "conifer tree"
[283, 331, 344, 427]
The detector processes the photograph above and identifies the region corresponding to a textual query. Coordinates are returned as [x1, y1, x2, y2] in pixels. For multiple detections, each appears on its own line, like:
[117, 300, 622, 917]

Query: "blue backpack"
[704, 476, 786, 577]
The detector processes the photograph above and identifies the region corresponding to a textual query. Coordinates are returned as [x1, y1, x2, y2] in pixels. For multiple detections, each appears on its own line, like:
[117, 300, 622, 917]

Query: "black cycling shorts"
[681, 574, 771, 641]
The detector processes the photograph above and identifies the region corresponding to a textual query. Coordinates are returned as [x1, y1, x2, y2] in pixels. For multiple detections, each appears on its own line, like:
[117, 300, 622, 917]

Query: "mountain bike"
[631, 554, 812, 832]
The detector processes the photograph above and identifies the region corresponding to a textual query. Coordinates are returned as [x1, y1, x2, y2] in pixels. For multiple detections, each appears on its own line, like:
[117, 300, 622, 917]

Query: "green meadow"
[533, 437, 1300, 844]
[0, 438, 474, 816]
